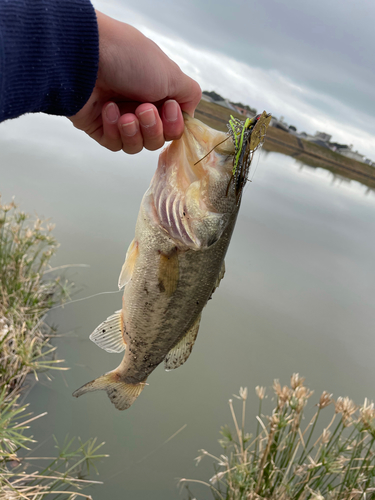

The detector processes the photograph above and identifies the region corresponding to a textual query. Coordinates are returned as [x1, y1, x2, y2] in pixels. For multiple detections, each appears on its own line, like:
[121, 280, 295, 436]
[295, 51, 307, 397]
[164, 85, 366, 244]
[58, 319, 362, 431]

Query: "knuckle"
[123, 145, 143, 155]
[141, 125, 160, 139]
[107, 143, 122, 152]
[121, 136, 143, 153]
[122, 138, 143, 154]
[163, 125, 183, 142]
[164, 133, 181, 142]
[146, 139, 165, 151]
[101, 135, 122, 152]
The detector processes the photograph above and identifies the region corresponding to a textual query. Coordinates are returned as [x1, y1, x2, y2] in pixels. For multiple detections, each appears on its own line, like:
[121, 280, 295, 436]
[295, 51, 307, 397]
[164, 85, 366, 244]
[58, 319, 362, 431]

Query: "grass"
[0, 196, 108, 499]
[0, 196, 72, 397]
[181, 374, 375, 499]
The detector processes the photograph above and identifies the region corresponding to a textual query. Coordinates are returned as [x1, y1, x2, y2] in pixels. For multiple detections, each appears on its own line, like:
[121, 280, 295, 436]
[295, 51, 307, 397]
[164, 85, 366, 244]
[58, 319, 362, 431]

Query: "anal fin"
[89, 310, 126, 353]
[73, 371, 146, 411]
[164, 313, 201, 371]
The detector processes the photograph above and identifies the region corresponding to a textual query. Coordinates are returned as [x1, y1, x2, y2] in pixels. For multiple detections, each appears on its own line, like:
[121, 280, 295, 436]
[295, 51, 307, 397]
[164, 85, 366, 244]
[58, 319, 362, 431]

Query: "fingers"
[102, 101, 185, 154]
[118, 103, 164, 154]
[118, 113, 143, 155]
[102, 102, 122, 151]
[119, 101, 184, 153]
[161, 100, 184, 141]
[135, 104, 165, 151]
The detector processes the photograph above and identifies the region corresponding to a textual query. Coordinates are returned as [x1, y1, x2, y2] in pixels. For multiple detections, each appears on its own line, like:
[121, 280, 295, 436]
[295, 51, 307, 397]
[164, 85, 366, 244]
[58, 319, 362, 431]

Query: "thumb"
[170, 74, 202, 117]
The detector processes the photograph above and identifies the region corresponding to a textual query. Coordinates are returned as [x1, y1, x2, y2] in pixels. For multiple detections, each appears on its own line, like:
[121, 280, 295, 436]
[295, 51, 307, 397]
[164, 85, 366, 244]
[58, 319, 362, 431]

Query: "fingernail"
[105, 103, 119, 124]
[164, 100, 178, 122]
[139, 108, 156, 128]
[121, 121, 137, 137]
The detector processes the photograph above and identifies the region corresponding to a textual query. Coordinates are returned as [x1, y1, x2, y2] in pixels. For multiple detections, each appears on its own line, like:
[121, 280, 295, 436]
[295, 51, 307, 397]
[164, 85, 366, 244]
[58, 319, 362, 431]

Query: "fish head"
[167, 112, 271, 203]
[148, 111, 271, 249]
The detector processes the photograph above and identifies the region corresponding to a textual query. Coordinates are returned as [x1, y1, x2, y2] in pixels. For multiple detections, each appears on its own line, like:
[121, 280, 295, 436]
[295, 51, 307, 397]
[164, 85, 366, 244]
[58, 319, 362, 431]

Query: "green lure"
[229, 115, 258, 175]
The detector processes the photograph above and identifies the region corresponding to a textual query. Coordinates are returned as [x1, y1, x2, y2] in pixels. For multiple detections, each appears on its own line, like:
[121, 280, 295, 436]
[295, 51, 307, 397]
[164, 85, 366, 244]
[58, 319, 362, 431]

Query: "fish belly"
[120, 206, 238, 384]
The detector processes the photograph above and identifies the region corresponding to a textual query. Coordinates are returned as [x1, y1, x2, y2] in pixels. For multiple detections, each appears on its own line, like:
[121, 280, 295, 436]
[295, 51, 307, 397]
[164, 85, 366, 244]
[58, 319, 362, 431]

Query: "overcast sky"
[94, 0, 375, 160]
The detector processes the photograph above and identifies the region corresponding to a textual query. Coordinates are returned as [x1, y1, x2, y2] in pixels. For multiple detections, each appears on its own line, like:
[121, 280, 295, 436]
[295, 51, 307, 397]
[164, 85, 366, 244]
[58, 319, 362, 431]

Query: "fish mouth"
[181, 112, 232, 167]
[184, 111, 272, 200]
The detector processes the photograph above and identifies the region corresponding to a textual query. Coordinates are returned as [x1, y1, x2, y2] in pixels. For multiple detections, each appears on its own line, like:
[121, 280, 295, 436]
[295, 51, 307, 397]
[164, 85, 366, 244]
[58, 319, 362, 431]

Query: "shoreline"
[196, 100, 375, 191]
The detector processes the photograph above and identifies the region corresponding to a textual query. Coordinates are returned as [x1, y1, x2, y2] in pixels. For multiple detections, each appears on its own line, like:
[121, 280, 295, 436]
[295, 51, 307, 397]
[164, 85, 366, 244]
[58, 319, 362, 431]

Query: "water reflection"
[1, 115, 375, 500]
[294, 160, 375, 197]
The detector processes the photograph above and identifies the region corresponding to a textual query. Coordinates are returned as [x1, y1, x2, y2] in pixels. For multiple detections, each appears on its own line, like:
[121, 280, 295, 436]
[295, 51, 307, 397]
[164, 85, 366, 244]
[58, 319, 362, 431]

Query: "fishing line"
[194, 136, 230, 166]
[249, 151, 262, 183]
[107, 423, 188, 479]
[135, 423, 188, 464]
[248, 121, 269, 183]
[49, 290, 122, 311]
[43, 264, 90, 274]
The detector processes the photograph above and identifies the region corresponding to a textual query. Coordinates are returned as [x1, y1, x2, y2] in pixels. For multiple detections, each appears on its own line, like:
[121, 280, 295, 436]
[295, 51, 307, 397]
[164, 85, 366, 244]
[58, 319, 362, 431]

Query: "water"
[1, 115, 375, 499]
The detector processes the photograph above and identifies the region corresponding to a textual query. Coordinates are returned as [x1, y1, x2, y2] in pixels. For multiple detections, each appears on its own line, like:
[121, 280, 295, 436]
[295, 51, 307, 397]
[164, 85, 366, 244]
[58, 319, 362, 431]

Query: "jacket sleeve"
[0, 0, 99, 122]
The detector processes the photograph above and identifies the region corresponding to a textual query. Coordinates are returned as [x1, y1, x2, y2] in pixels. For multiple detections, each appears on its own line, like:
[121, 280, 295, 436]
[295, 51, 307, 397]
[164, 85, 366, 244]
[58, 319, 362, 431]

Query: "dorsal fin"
[118, 239, 139, 290]
[89, 310, 126, 353]
[164, 313, 201, 371]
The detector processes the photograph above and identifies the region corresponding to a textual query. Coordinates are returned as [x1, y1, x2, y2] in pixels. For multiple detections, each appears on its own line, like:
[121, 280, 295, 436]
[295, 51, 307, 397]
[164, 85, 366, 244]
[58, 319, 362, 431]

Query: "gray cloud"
[100, 0, 374, 127]
[93, 0, 375, 158]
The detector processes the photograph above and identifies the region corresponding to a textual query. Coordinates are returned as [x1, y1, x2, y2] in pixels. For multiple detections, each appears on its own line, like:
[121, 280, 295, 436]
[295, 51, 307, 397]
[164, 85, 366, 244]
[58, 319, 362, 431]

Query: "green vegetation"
[0, 196, 107, 499]
[182, 375, 375, 499]
[0, 197, 70, 395]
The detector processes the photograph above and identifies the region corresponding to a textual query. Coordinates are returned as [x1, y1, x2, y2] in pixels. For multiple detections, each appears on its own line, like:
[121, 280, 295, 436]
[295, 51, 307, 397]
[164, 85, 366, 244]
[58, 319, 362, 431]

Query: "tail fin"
[72, 371, 146, 411]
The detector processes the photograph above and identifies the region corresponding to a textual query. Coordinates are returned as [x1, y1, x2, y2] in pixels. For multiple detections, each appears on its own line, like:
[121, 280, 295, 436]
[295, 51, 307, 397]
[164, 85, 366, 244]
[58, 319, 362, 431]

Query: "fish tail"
[72, 371, 146, 411]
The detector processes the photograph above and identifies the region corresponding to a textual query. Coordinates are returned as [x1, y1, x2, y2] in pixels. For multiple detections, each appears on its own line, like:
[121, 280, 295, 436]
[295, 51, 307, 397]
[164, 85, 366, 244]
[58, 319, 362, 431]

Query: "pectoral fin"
[73, 371, 146, 411]
[118, 239, 139, 289]
[164, 313, 201, 371]
[158, 250, 179, 297]
[89, 310, 126, 353]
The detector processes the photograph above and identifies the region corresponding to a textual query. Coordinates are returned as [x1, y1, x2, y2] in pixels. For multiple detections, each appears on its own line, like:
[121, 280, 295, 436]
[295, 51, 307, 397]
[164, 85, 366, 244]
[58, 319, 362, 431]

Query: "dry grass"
[0, 196, 72, 398]
[0, 196, 107, 499]
[182, 375, 375, 499]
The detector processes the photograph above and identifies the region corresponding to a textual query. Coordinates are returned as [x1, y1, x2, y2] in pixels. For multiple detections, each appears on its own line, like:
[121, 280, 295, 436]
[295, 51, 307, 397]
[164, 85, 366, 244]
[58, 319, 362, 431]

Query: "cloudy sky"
[94, 0, 375, 160]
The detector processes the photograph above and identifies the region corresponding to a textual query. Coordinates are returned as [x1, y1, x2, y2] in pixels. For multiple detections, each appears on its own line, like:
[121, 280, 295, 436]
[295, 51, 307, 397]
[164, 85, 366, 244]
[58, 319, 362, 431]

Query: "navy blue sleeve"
[0, 0, 99, 122]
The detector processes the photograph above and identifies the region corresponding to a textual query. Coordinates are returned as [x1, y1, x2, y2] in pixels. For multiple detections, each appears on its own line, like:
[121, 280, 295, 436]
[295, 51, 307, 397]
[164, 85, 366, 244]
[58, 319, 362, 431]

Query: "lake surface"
[1, 115, 375, 499]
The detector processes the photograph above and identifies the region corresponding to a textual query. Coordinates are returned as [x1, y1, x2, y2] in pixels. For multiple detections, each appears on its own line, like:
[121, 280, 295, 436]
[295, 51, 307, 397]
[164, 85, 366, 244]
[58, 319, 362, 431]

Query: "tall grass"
[0, 196, 107, 499]
[0, 196, 73, 397]
[182, 375, 375, 499]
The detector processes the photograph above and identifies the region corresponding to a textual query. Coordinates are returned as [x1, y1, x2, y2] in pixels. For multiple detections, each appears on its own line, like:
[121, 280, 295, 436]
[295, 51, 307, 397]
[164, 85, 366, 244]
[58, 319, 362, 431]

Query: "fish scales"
[121, 211, 238, 383]
[73, 111, 271, 410]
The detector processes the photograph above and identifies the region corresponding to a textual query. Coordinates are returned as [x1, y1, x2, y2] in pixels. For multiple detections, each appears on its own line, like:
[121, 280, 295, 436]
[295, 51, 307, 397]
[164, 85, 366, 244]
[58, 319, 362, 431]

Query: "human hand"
[70, 11, 201, 154]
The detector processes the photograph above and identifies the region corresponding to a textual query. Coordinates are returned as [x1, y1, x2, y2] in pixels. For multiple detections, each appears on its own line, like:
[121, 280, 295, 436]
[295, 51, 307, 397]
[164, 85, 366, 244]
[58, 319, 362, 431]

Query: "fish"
[73, 111, 271, 410]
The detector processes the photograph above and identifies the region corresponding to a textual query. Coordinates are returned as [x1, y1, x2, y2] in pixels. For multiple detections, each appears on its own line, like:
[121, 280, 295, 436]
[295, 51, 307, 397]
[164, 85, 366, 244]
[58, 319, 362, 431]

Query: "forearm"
[0, 0, 99, 122]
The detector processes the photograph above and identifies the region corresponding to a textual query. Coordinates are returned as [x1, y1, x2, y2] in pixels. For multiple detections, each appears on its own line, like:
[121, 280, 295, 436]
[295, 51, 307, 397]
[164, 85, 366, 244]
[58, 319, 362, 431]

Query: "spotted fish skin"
[73, 112, 271, 410]
[119, 114, 238, 384]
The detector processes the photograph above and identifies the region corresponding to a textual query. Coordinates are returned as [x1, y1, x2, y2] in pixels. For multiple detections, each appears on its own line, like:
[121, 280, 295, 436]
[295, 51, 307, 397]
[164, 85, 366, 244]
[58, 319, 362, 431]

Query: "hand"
[69, 11, 201, 154]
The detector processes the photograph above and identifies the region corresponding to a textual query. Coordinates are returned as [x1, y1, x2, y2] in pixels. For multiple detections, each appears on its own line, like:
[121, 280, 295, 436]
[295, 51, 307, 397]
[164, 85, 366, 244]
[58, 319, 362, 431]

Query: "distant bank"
[196, 100, 375, 191]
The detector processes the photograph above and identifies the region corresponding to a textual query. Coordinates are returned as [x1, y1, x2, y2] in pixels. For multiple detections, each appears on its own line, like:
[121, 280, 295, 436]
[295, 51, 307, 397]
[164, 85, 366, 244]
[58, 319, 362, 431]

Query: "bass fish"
[73, 111, 271, 410]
